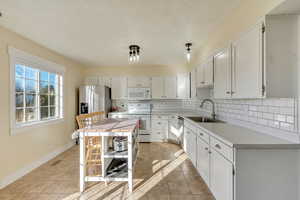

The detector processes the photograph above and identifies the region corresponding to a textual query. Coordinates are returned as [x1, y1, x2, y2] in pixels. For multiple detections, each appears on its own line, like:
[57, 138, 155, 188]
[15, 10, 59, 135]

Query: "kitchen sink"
[186, 116, 223, 123]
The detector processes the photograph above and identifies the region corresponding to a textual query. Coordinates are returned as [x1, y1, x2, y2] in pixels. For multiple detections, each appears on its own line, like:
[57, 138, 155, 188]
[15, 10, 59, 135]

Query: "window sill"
[10, 118, 64, 135]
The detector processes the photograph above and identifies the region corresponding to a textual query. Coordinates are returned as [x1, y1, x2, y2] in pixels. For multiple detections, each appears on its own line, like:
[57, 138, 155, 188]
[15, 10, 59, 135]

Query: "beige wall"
[193, 0, 285, 67]
[0, 26, 84, 183]
[83, 64, 188, 77]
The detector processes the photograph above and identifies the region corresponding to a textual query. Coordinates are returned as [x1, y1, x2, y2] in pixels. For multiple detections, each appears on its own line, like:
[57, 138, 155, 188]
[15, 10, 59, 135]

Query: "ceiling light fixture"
[129, 45, 140, 63]
[185, 42, 192, 62]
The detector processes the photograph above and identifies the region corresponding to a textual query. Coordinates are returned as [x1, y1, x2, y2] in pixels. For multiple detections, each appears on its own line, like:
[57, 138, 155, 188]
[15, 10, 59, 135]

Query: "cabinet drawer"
[152, 115, 169, 120]
[211, 137, 233, 162]
[185, 121, 196, 131]
[197, 129, 209, 144]
[151, 130, 165, 141]
[151, 120, 168, 130]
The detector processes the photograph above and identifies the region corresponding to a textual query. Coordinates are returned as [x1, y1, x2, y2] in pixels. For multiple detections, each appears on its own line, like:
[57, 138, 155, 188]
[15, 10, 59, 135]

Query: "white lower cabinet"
[151, 115, 168, 142]
[210, 148, 233, 200]
[184, 119, 299, 200]
[184, 121, 233, 200]
[196, 137, 210, 186]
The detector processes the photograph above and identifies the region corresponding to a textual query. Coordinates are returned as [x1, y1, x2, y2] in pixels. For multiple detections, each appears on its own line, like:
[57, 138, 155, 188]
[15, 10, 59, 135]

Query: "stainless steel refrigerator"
[79, 85, 112, 116]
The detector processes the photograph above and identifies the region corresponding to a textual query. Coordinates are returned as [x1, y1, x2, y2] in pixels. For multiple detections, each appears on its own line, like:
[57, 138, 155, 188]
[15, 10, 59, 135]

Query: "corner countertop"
[184, 117, 300, 149]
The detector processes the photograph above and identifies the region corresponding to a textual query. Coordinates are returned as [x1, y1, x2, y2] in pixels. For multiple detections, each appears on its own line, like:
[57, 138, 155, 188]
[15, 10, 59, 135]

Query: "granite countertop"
[184, 117, 300, 149]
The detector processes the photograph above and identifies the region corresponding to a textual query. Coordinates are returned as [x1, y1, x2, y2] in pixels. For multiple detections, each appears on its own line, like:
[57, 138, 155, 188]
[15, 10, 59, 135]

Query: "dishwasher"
[167, 116, 184, 145]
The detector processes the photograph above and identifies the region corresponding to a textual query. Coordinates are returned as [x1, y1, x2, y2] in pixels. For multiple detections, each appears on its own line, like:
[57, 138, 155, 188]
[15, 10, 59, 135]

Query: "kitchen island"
[74, 118, 139, 193]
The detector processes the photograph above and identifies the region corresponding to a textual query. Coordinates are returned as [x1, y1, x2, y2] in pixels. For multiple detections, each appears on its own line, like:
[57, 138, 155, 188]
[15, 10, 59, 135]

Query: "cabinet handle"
[158, 122, 161, 125]
[201, 81, 205, 84]
[231, 91, 235, 94]
[226, 91, 230, 94]
[215, 144, 221, 149]
[205, 147, 209, 151]
[200, 133, 204, 136]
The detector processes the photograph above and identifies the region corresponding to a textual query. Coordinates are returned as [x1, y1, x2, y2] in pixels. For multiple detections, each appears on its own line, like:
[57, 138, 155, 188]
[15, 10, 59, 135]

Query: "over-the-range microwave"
[127, 87, 151, 100]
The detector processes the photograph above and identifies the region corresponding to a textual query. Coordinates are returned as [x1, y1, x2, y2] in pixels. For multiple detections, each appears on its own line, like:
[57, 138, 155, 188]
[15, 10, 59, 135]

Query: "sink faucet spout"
[200, 99, 216, 120]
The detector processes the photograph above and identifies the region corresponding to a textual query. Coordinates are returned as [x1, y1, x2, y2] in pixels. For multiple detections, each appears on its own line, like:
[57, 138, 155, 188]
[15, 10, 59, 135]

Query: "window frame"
[9, 47, 65, 134]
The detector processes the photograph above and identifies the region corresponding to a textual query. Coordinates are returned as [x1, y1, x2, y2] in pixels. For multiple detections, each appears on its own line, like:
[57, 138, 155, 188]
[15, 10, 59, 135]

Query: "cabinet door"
[190, 132, 197, 167]
[151, 77, 164, 99]
[111, 77, 127, 99]
[197, 64, 205, 87]
[127, 77, 150, 88]
[183, 127, 188, 153]
[197, 137, 210, 186]
[165, 76, 177, 99]
[210, 149, 233, 200]
[177, 73, 190, 99]
[103, 77, 112, 87]
[190, 69, 197, 99]
[232, 23, 263, 98]
[204, 58, 214, 86]
[85, 76, 99, 85]
[214, 47, 232, 99]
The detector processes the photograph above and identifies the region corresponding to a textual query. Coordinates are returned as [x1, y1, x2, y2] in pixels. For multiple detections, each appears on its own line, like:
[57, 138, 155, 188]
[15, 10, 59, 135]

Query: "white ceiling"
[269, 0, 300, 15]
[0, 0, 241, 67]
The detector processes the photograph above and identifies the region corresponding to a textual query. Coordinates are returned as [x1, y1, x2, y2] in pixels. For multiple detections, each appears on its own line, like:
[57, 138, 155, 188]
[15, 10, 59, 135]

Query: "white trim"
[9, 47, 65, 134]
[0, 142, 74, 189]
[8, 47, 65, 74]
[11, 118, 65, 135]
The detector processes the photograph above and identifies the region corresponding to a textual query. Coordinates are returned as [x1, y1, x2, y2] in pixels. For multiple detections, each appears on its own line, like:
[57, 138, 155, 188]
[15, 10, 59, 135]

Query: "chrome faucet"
[200, 99, 216, 120]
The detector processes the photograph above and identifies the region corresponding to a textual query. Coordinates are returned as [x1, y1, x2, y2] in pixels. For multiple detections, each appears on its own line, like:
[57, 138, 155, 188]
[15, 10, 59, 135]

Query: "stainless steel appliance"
[168, 115, 184, 145]
[127, 88, 151, 100]
[79, 85, 112, 115]
[113, 137, 128, 152]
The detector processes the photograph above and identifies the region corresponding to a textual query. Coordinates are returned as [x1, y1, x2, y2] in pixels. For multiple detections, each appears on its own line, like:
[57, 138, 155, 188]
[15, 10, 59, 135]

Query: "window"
[9, 47, 64, 131]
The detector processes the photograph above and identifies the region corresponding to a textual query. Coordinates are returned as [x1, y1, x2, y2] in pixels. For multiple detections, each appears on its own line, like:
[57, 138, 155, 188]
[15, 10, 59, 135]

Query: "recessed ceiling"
[0, 0, 241, 67]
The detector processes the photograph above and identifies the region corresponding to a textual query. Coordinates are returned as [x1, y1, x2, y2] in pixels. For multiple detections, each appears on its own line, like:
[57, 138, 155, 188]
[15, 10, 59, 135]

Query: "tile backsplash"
[113, 98, 299, 142]
[185, 98, 299, 142]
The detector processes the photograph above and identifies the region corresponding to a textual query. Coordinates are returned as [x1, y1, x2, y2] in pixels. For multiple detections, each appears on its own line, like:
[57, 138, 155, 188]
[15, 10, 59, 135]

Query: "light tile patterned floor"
[0, 143, 214, 200]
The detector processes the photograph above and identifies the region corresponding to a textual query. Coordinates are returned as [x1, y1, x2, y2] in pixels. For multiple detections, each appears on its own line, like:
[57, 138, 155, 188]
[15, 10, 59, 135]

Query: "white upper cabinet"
[232, 22, 263, 99]
[111, 77, 127, 99]
[127, 76, 151, 88]
[151, 76, 177, 99]
[213, 17, 298, 99]
[190, 68, 197, 99]
[204, 58, 214, 86]
[177, 73, 190, 99]
[151, 76, 164, 98]
[264, 15, 298, 98]
[213, 47, 232, 99]
[99, 77, 112, 87]
[197, 64, 204, 87]
[164, 76, 177, 99]
[197, 58, 214, 88]
[85, 76, 99, 85]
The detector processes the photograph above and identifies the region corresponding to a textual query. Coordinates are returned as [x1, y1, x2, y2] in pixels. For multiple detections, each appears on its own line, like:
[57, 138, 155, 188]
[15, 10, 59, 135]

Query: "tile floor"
[0, 143, 214, 200]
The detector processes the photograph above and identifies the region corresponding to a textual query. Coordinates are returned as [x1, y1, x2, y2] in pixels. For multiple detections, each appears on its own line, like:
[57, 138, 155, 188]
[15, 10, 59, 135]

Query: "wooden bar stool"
[76, 112, 106, 176]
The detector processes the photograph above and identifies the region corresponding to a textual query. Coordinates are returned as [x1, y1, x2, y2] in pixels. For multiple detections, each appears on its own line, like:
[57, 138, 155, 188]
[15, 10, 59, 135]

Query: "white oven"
[127, 88, 151, 100]
[109, 103, 151, 142]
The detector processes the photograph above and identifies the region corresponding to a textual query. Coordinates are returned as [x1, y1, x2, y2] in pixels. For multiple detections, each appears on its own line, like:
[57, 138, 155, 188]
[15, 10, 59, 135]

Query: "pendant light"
[185, 43, 192, 62]
[129, 45, 140, 63]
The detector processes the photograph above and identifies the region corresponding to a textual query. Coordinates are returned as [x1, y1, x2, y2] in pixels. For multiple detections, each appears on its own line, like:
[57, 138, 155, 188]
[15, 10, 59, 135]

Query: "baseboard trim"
[0, 142, 74, 189]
